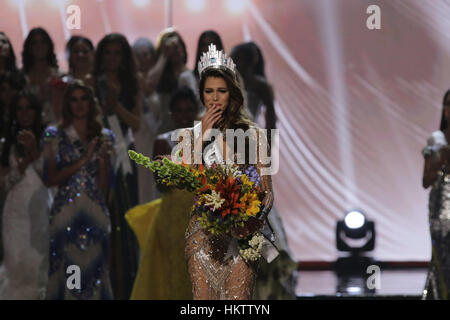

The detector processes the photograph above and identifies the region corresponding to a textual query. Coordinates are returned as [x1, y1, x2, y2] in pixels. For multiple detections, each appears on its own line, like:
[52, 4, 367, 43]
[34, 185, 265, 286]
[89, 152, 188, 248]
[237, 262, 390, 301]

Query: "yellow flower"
[240, 192, 261, 216]
[209, 174, 221, 183]
[193, 171, 203, 177]
[240, 174, 254, 187]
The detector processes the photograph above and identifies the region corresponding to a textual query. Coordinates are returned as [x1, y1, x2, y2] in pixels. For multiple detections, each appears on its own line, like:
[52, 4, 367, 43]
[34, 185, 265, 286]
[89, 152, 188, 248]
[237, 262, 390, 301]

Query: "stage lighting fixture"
[336, 210, 375, 253]
[335, 210, 376, 278]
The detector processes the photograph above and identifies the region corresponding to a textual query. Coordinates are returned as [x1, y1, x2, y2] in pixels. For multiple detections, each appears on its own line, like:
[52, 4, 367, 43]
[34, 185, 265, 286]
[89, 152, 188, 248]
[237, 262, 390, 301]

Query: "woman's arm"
[97, 157, 109, 197]
[144, 51, 168, 95]
[422, 144, 450, 188]
[97, 138, 112, 195]
[422, 155, 443, 189]
[104, 81, 141, 132]
[17, 130, 41, 174]
[114, 93, 141, 132]
[46, 137, 98, 187]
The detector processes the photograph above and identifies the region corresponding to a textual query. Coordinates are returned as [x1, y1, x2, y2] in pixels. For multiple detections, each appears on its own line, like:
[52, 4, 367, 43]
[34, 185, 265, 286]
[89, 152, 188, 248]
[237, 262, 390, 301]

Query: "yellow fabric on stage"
[125, 189, 194, 300]
[125, 198, 162, 250]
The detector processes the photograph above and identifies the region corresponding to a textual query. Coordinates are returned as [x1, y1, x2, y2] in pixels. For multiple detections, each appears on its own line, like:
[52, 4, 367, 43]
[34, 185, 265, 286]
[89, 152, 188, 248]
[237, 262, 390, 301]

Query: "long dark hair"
[22, 27, 58, 72]
[155, 29, 187, 93]
[0, 32, 17, 72]
[61, 80, 103, 140]
[66, 35, 94, 70]
[193, 30, 224, 80]
[1, 90, 44, 167]
[249, 42, 265, 78]
[94, 33, 138, 111]
[230, 42, 257, 77]
[169, 86, 199, 113]
[0, 71, 26, 101]
[199, 68, 253, 131]
[440, 89, 450, 131]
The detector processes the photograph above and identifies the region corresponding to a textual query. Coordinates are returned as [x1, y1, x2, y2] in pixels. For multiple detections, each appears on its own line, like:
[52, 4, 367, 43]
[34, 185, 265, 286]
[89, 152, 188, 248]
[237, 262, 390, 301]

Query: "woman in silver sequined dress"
[422, 90, 450, 300]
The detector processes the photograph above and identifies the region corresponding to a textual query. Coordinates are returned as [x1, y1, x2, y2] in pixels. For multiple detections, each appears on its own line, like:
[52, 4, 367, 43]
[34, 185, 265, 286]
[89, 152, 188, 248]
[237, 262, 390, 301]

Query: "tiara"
[197, 44, 236, 78]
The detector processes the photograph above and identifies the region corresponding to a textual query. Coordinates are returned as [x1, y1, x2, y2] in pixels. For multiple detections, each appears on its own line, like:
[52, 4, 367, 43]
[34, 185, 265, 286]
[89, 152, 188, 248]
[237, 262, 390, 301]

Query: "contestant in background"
[0, 32, 18, 74]
[50, 36, 96, 122]
[231, 42, 297, 300]
[94, 33, 141, 299]
[64, 36, 95, 87]
[132, 37, 160, 204]
[144, 28, 193, 135]
[43, 81, 114, 300]
[126, 86, 199, 300]
[22, 28, 64, 125]
[422, 90, 450, 300]
[0, 91, 49, 299]
[0, 33, 25, 261]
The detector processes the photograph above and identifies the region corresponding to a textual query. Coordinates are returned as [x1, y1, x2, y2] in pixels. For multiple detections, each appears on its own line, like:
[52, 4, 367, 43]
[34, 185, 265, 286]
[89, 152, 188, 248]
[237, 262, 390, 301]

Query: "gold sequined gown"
[183, 124, 274, 300]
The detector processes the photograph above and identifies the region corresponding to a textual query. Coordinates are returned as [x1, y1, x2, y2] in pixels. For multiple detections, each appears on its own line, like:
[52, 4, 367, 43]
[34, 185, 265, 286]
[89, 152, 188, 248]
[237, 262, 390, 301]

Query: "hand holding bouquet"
[128, 150, 267, 262]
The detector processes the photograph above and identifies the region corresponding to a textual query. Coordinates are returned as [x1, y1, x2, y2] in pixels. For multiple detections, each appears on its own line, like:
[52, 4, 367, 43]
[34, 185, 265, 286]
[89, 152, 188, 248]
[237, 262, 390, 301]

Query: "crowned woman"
[180, 44, 277, 299]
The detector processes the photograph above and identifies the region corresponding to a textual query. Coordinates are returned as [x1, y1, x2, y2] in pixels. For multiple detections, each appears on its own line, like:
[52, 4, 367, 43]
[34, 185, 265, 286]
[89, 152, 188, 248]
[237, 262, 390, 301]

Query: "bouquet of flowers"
[128, 150, 266, 262]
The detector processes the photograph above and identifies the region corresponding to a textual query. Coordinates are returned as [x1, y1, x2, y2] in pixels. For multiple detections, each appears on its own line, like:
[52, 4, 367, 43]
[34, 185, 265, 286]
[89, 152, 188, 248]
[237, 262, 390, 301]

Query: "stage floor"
[296, 268, 428, 299]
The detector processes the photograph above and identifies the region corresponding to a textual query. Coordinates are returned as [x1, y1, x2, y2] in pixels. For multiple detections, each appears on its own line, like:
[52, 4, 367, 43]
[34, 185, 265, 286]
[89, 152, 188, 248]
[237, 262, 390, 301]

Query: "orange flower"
[215, 177, 243, 218]
[198, 183, 212, 193]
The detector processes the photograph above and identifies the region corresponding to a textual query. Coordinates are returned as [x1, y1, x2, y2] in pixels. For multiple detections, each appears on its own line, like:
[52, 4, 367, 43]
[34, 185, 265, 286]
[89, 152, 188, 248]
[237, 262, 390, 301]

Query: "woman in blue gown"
[43, 80, 114, 299]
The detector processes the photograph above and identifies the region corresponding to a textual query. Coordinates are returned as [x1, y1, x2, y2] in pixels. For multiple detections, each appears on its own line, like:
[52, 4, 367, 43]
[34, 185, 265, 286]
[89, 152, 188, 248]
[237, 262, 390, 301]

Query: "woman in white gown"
[0, 91, 50, 299]
[132, 38, 160, 204]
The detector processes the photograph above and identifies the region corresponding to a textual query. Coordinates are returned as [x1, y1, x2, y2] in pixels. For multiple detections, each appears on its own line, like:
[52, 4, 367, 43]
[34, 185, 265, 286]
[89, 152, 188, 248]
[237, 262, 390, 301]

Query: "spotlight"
[335, 210, 377, 295]
[346, 286, 362, 294]
[345, 210, 365, 229]
[335, 209, 377, 280]
[336, 210, 375, 253]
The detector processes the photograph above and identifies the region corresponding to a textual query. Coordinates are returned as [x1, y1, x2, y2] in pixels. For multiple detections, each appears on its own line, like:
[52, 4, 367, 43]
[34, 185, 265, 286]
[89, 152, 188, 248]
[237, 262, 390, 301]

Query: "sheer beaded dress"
[181, 124, 274, 300]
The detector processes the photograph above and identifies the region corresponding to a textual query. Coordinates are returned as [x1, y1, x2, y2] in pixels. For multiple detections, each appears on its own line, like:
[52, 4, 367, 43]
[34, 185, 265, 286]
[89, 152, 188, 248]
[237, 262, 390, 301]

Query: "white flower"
[219, 164, 242, 178]
[239, 232, 265, 262]
[203, 190, 225, 211]
[249, 233, 265, 248]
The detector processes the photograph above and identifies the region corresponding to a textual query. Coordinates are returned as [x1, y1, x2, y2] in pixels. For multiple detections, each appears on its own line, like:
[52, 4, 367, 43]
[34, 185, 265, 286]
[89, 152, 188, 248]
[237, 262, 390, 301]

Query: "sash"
[106, 114, 133, 175]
